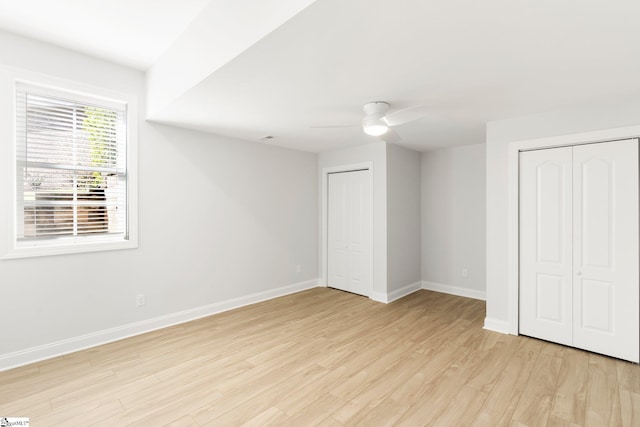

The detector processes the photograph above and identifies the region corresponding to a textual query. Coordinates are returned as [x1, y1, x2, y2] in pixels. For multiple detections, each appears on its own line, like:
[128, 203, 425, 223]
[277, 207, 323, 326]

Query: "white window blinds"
[15, 84, 128, 245]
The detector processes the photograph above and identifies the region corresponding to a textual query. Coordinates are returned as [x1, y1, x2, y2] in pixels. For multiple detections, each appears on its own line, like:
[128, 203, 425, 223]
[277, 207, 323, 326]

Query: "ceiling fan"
[312, 101, 429, 142]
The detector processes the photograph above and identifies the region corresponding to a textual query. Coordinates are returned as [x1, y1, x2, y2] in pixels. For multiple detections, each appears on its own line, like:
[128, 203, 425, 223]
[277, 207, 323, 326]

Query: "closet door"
[519, 147, 574, 346]
[328, 172, 349, 292]
[327, 170, 372, 297]
[520, 139, 639, 362]
[572, 139, 639, 362]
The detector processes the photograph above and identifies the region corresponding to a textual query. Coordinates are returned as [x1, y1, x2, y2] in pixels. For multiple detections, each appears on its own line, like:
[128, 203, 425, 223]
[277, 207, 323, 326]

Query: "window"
[7, 81, 137, 257]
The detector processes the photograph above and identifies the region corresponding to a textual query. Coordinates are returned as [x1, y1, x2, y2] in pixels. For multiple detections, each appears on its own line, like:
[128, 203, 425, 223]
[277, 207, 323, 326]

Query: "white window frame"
[0, 66, 138, 259]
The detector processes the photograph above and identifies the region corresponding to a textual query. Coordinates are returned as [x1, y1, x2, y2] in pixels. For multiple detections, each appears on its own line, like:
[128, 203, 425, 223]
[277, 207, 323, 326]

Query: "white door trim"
[321, 162, 374, 297]
[507, 125, 640, 335]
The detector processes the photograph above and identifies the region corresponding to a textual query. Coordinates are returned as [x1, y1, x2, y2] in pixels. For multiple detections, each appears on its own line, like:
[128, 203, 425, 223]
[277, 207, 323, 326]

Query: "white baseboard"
[483, 317, 511, 334]
[387, 281, 422, 303]
[369, 281, 422, 304]
[369, 291, 388, 303]
[421, 281, 486, 301]
[0, 279, 320, 372]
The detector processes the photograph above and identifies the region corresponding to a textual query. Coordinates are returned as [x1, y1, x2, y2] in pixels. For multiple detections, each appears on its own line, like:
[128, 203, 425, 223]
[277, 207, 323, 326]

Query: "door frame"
[321, 162, 374, 297]
[507, 125, 640, 335]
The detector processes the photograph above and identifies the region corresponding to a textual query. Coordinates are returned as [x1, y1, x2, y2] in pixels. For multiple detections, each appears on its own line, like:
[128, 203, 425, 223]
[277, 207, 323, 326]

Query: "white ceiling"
[2, 0, 640, 152]
[0, 0, 211, 69]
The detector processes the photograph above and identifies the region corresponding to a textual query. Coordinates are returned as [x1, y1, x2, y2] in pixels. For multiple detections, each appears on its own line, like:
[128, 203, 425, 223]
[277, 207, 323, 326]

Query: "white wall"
[318, 142, 387, 297]
[386, 144, 421, 294]
[485, 100, 640, 329]
[0, 31, 319, 369]
[421, 144, 486, 299]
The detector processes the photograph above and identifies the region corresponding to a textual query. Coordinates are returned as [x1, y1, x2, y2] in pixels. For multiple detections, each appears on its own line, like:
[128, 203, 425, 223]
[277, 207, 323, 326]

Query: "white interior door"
[328, 170, 372, 297]
[519, 147, 574, 346]
[572, 139, 639, 361]
[519, 139, 639, 362]
[328, 172, 349, 292]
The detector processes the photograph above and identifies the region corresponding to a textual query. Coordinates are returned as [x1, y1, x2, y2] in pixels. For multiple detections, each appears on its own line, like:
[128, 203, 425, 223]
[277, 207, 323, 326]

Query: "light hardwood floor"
[0, 288, 638, 426]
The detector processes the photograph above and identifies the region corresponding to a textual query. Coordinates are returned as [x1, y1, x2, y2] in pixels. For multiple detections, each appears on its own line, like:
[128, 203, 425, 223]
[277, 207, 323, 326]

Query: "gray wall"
[421, 144, 486, 298]
[386, 144, 422, 292]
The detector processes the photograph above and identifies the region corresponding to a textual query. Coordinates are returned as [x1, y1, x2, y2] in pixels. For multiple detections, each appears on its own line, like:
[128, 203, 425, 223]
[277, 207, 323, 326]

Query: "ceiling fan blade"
[384, 105, 431, 127]
[379, 127, 402, 143]
[310, 124, 357, 129]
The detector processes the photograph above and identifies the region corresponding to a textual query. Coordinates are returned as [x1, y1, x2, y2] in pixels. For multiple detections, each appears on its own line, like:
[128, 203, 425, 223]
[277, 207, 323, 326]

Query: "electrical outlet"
[296, 264, 302, 273]
[461, 268, 469, 278]
[136, 294, 145, 307]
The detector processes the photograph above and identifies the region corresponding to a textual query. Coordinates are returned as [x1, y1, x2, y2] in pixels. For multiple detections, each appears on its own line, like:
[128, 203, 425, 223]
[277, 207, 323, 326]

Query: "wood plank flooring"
[0, 288, 638, 426]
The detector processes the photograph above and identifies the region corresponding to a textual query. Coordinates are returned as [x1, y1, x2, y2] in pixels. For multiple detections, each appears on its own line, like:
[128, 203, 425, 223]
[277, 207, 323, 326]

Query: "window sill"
[2, 238, 138, 260]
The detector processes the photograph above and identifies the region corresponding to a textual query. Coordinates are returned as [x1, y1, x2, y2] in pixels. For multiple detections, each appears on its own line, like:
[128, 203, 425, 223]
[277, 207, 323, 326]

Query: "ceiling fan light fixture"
[362, 101, 390, 136]
[362, 116, 389, 136]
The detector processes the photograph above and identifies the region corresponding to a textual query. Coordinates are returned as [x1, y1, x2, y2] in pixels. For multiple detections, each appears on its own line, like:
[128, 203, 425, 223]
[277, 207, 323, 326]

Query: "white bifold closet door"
[520, 146, 574, 347]
[520, 139, 639, 362]
[328, 170, 372, 297]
